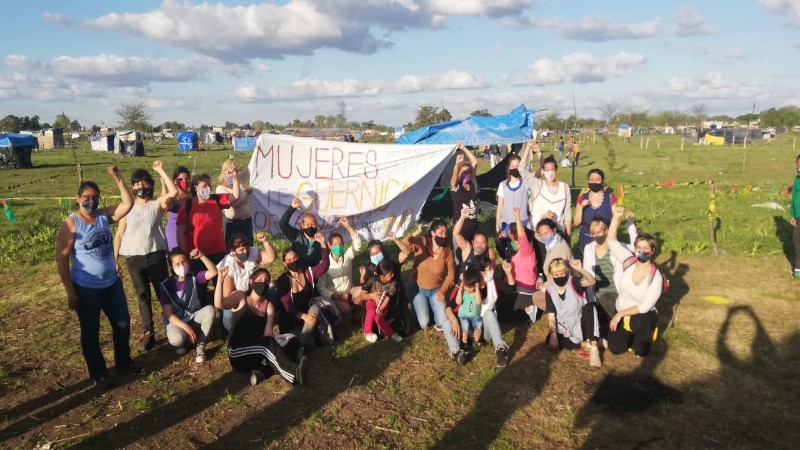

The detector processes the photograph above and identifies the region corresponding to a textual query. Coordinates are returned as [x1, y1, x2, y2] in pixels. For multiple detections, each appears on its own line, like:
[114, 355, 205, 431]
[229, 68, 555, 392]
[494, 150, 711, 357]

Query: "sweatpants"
[545, 302, 603, 350]
[606, 309, 658, 356]
[228, 335, 301, 385]
[124, 250, 169, 334]
[166, 305, 216, 347]
[364, 300, 394, 338]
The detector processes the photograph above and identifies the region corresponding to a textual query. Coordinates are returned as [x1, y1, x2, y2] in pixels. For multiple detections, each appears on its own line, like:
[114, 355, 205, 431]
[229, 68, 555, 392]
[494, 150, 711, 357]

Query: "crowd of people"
[57, 141, 667, 389]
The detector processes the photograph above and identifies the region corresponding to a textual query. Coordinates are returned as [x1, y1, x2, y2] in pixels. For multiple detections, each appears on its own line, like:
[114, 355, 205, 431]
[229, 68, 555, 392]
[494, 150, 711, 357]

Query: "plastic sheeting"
[396, 105, 535, 146]
[233, 136, 257, 151]
[177, 131, 199, 151]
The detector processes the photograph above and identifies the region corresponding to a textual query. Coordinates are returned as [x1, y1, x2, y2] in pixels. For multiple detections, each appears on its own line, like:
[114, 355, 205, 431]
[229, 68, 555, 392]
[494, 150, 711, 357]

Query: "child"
[357, 259, 403, 344]
[456, 267, 483, 348]
[158, 248, 218, 363]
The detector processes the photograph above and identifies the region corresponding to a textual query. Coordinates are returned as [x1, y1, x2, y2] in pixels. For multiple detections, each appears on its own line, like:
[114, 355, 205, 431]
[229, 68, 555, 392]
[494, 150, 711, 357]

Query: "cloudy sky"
[1, 0, 799, 128]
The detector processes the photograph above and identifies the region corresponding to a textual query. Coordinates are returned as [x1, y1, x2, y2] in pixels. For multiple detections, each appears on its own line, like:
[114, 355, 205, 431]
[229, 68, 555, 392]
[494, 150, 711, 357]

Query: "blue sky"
[1, 0, 799, 128]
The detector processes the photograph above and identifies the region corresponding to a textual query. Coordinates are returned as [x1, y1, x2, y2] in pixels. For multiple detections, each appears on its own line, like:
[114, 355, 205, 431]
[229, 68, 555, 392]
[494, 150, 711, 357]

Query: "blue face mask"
[225, 176, 234, 185]
[370, 253, 384, 265]
[636, 251, 651, 263]
[236, 252, 249, 262]
[540, 234, 554, 245]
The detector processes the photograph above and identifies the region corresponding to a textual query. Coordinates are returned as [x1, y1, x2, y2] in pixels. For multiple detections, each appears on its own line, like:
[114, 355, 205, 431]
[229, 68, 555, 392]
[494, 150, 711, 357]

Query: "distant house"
[617, 124, 631, 138]
[39, 128, 65, 149]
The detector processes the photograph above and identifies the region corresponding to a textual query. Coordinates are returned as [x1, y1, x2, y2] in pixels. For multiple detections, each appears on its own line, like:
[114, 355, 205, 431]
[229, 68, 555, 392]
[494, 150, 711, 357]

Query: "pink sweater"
[511, 235, 537, 294]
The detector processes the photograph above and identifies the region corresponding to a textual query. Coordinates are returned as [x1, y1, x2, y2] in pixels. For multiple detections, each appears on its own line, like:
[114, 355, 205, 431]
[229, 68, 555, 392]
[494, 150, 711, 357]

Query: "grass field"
[0, 134, 799, 449]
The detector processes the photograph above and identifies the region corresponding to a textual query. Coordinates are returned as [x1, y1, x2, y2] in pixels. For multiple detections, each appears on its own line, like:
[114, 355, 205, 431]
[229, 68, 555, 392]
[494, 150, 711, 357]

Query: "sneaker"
[433, 324, 443, 332]
[525, 306, 539, 323]
[495, 346, 509, 368]
[589, 346, 602, 367]
[391, 334, 403, 342]
[93, 376, 116, 389]
[793, 269, 800, 280]
[195, 343, 206, 363]
[364, 333, 378, 344]
[139, 331, 156, 352]
[250, 370, 264, 386]
[295, 355, 309, 386]
[575, 348, 590, 361]
[456, 349, 468, 366]
[175, 346, 187, 355]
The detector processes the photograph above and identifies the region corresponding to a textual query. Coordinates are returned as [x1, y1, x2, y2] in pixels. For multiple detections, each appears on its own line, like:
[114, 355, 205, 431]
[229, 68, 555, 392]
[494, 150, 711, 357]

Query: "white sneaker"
[365, 333, 378, 343]
[589, 346, 601, 367]
[525, 305, 539, 323]
[391, 334, 403, 342]
[195, 343, 206, 363]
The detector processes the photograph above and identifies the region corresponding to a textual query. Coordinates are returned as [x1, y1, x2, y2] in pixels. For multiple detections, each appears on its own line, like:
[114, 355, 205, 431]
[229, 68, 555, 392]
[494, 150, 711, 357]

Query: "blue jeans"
[412, 287, 446, 329]
[440, 316, 462, 354]
[74, 279, 133, 380]
[482, 310, 507, 350]
[460, 316, 483, 335]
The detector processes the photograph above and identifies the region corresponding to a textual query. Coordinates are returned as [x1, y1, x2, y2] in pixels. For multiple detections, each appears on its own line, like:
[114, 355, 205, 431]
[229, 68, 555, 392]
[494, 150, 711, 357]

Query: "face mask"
[196, 186, 211, 200]
[331, 244, 345, 257]
[637, 251, 652, 263]
[80, 199, 98, 213]
[235, 252, 249, 262]
[509, 168, 521, 178]
[174, 266, 187, 278]
[460, 174, 472, 185]
[593, 235, 607, 245]
[370, 253, 384, 265]
[252, 281, 268, 298]
[134, 187, 153, 199]
[225, 176, 234, 185]
[473, 245, 486, 256]
[286, 261, 300, 272]
[540, 234, 554, 245]
[553, 275, 569, 287]
[484, 270, 494, 282]
[303, 226, 317, 238]
[176, 179, 189, 191]
[434, 236, 448, 247]
[543, 170, 555, 182]
[588, 183, 603, 193]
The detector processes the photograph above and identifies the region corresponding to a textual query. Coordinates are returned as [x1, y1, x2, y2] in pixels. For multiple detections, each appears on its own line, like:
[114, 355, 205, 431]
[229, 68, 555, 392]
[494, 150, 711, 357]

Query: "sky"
[1, 0, 799, 128]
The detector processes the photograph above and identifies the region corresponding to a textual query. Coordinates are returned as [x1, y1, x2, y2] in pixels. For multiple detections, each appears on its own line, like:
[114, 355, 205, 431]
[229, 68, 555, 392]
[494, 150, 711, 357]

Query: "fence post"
[640, 137, 643, 149]
[707, 180, 719, 255]
[681, 138, 685, 151]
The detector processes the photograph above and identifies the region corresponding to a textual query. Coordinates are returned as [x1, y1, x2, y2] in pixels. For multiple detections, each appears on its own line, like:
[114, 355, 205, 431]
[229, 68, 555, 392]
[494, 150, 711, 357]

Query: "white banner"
[247, 134, 454, 241]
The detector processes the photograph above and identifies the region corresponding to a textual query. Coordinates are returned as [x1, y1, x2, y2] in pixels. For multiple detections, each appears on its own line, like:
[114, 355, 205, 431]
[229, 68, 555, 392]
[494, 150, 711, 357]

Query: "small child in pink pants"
[357, 259, 403, 344]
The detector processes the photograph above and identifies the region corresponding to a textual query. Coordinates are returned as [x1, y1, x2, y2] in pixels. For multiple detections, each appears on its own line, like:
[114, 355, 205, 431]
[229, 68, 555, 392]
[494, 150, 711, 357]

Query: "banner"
[247, 134, 454, 241]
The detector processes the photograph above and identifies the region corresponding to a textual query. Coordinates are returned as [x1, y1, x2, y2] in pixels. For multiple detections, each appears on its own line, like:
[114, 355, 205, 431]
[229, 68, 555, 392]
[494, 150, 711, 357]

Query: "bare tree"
[115, 102, 153, 131]
[690, 103, 707, 129]
[599, 102, 622, 125]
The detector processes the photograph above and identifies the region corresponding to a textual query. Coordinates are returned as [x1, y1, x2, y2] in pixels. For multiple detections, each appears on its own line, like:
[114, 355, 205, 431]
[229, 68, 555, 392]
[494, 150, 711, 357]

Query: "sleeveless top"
[578, 192, 613, 252]
[165, 201, 182, 251]
[228, 301, 267, 347]
[458, 290, 480, 319]
[530, 181, 570, 230]
[119, 200, 167, 256]
[546, 278, 587, 344]
[594, 251, 617, 296]
[70, 212, 117, 289]
[499, 179, 529, 226]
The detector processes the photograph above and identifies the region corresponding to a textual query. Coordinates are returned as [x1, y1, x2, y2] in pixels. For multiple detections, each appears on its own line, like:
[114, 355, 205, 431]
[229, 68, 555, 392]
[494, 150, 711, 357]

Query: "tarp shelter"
[90, 133, 115, 152]
[617, 124, 632, 138]
[39, 128, 65, 149]
[233, 136, 257, 151]
[114, 130, 145, 156]
[202, 131, 224, 145]
[0, 133, 35, 168]
[177, 131, 199, 151]
[397, 105, 535, 146]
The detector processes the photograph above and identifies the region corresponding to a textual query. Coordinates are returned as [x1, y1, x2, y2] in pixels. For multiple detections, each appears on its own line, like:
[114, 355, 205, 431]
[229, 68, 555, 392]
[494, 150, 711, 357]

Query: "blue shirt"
[70, 212, 118, 289]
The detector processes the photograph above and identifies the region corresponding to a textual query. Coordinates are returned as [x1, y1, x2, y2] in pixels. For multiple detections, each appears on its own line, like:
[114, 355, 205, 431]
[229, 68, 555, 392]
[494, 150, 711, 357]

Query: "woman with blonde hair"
[216, 156, 254, 245]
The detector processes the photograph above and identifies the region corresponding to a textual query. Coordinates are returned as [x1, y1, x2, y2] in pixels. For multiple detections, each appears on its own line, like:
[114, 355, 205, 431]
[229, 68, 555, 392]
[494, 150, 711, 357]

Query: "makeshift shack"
[233, 135, 257, 151]
[0, 133, 35, 168]
[39, 128, 65, 149]
[177, 131, 199, 151]
[617, 124, 632, 138]
[114, 130, 145, 156]
[90, 133, 115, 152]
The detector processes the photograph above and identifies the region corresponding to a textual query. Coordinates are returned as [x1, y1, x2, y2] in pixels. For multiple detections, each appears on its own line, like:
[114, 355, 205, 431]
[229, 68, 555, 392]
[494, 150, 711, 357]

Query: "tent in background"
[90, 133, 115, 152]
[396, 105, 535, 145]
[0, 133, 35, 168]
[202, 131, 224, 145]
[114, 130, 145, 156]
[177, 131, 199, 151]
[233, 136, 257, 151]
[617, 124, 632, 138]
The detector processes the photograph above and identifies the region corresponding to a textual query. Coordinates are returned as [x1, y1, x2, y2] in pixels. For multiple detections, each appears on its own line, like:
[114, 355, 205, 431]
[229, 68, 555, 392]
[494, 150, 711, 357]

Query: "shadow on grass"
[656, 250, 690, 336]
[0, 343, 176, 442]
[430, 342, 556, 450]
[772, 216, 796, 269]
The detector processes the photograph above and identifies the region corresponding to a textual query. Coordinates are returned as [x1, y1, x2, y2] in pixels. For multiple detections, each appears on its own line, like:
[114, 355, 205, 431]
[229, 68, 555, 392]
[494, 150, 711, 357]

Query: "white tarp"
[247, 134, 454, 241]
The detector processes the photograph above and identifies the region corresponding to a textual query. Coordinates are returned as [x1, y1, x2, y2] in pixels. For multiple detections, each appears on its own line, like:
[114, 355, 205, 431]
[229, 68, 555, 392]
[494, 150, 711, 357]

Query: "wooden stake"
[681, 139, 685, 151]
[708, 180, 719, 255]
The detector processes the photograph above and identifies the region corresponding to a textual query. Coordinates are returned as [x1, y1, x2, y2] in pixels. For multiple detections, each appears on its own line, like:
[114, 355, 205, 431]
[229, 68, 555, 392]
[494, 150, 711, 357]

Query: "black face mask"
[434, 236, 448, 247]
[553, 275, 569, 287]
[303, 227, 317, 238]
[509, 168, 521, 178]
[252, 282, 269, 298]
[134, 187, 153, 199]
[588, 183, 604, 193]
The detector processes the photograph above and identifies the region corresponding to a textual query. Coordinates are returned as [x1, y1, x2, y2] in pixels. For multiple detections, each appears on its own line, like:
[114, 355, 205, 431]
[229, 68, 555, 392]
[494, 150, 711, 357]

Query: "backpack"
[622, 256, 670, 293]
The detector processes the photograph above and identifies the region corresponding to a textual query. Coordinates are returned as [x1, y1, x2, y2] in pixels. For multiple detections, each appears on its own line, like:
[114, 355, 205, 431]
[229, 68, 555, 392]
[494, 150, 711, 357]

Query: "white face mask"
[174, 266, 187, 277]
[484, 270, 494, 282]
[196, 186, 211, 200]
[543, 170, 555, 182]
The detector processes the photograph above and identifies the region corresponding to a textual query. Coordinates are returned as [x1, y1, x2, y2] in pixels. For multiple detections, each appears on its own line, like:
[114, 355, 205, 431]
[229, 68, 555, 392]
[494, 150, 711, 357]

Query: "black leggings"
[228, 335, 301, 385]
[606, 309, 658, 356]
[545, 302, 604, 349]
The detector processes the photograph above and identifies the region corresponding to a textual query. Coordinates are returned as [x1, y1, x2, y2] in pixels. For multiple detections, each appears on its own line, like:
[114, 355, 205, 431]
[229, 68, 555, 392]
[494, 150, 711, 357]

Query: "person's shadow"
[656, 250, 690, 335]
[772, 216, 796, 269]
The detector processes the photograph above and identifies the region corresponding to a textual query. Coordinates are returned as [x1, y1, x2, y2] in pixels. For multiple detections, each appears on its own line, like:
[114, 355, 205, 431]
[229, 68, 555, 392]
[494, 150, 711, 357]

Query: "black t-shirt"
[228, 303, 267, 347]
[451, 185, 478, 241]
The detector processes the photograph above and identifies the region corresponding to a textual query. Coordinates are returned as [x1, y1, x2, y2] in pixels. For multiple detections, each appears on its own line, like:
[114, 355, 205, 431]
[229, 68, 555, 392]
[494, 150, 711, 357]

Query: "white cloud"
[759, 0, 800, 24]
[255, 64, 273, 73]
[674, 6, 712, 36]
[4, 55, 42, 71]
[0, 73, 26, 99]
[50, 0, 535, 61]
[516, 52, 647, 86]
[664, 72, 762, 99]
[718, 48, 749, 60]
[235, 70, 488, 102]
[534, 14, 661, 41]
[143, 98, 187, 109]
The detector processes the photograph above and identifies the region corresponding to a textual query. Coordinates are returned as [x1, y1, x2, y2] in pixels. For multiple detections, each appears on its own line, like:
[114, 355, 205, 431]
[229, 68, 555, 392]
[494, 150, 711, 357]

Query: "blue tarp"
[233, 136, 257, 152]
[396, 105, 535, 145]
[0, 133, 35, 148]
[177, 131, 199, 151]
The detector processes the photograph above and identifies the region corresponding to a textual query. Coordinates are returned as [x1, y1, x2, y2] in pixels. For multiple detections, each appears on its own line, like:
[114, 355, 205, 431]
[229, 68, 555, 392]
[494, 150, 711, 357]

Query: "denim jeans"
[459, 316, 483, 336]
[440, 316, 462, 354]
[411, 287, 446, 329]
[74, 279, 133, 380]
[481, 310, 507, 350]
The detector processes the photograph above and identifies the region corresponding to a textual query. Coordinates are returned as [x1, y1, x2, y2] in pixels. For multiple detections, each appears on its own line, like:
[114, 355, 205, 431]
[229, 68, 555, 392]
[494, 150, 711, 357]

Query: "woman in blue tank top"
[56, 166, 139, 388]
